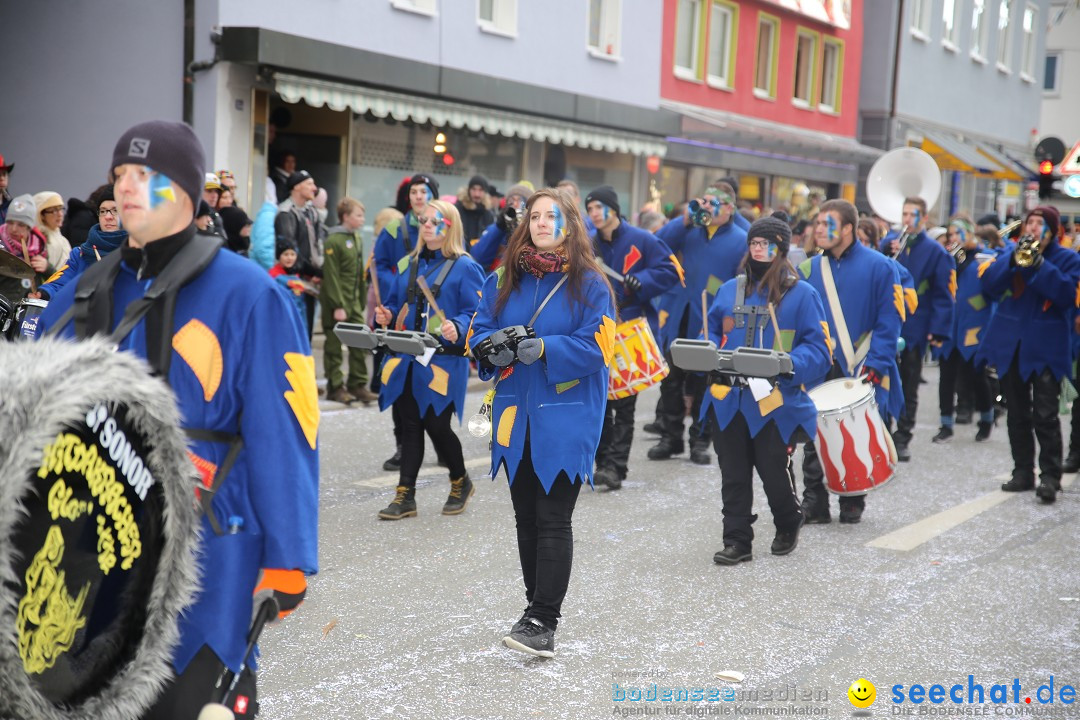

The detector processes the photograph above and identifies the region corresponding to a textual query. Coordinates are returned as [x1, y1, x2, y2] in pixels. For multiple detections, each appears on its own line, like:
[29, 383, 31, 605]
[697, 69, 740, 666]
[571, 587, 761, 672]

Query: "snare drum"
[10, 298, 48, 341]
[808, 377, 896, 495]
[608, 317, 669, 400]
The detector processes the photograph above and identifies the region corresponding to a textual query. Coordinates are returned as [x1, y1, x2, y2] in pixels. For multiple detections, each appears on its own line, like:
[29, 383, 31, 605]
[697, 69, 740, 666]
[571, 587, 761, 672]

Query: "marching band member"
[933, 218, 995, 444]
[701, 214, 831, 564]
[651, 181, 748, 465]
[585, 185, 680, 490]
[797, 200, 904, 524]
[468, 188, 615, 658]
[470, 183, 532, 271]
[976, 206, 1080, 503]
[882, 197, 955, 462]
[373, 199, 486, 519]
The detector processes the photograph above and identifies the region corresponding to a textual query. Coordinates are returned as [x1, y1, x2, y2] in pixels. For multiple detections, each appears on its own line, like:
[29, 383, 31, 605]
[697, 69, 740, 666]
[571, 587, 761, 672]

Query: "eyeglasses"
[748, 239, 773, 249]
[98, 208, 119, 217]
[42, 207, 63, 215]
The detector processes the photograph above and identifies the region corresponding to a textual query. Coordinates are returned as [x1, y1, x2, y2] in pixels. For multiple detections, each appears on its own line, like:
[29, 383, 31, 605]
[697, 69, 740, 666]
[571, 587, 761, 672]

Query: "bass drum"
[0, 337, 201, 720]
[808, 377, 897, 496]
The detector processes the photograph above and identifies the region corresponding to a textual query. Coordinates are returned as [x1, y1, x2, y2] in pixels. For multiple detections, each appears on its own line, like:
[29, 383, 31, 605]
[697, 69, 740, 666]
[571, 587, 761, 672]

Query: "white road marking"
[354, 456, 494, 489]
[867, 473, 1076, 551]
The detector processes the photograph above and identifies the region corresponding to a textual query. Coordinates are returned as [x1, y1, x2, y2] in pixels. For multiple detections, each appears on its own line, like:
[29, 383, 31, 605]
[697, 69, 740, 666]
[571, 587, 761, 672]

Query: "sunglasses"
[417, 216, 449, 226]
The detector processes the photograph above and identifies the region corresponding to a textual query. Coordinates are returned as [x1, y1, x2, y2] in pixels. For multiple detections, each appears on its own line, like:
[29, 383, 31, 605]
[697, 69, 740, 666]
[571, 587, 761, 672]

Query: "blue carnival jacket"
[591, 221, 680, 339]
[938, 250, 994, 361]
[39, 237, 319, 676]
[39, 225, 129, 299]
[797, 241, 905, 421]
[882, 231, 955, 352]
[378, 251, 486, 421]
[976, 242, 1080, 381]
[373, 213, 420, 304]
[468, 269, 615, 492]
[655, 218, 748, 350]
[699, 274, 831, 443]
[470, 222, 509, 271]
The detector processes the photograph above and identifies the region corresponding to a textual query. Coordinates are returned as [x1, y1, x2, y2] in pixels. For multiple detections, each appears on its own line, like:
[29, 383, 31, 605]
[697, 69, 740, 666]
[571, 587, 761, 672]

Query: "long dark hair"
[495, 188, 615, 315]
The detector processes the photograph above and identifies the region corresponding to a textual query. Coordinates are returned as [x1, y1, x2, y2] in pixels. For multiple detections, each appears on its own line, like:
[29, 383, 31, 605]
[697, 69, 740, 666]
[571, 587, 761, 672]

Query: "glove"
[623, 274, 642, 294]
[495, 207, 518, 233]
[516, 338, 545, 365]
[472, 337, 515, 367]
[861, 367, 883, 386]
[253, 569, 307, 626]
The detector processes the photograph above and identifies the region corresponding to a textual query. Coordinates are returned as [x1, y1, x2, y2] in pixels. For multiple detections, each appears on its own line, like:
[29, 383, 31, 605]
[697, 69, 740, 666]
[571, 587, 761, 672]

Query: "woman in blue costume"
[373, 199, 486, 519]
[468, 188, 616, 658]
[700, 213, 831, 565]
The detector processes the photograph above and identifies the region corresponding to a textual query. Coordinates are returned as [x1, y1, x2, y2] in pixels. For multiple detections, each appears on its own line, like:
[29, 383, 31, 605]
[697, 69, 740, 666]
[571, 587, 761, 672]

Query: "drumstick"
[701, 290, 709, 341]
[368, 251, 387, 328]
[767, 303, 783, 351]
[93, 245, 101, 261]
[415, 275, 447, 325]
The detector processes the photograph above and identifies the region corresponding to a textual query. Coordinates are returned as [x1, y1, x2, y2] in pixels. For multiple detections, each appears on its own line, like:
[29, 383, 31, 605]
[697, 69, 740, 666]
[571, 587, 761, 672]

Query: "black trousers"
[395, 367, 466, 485]
[596, 394, 637, 479]
[142, 645, 258, 719]
[657, 354, 707, 448]
[1001, 362, 1062, 482]
[509, 433, 582, 629]
[710, 414, 802, 551]
[893, 346, 922, 447]
[938, 350, 992, 420]
[801, 363, 866, 512]
[1069, 394, 1080, 455]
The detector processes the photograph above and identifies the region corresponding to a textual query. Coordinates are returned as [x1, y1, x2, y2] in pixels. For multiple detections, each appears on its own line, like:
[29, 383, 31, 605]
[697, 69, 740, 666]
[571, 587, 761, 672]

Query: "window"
[943, 0, 961, 48]
[588, 0, 622, 58]
[971, 0, 990, 58]
[707, 1, 738, 89]
[754, 14, 779, 98]
[390, 0, 436, 16]
[1044, 51, 1061, 93]
[674, 0, 705, 79]
[819, 38, 844, 113]
[1020, 4, 1037, 79]
[478, 0, 517, 36]
[997, 0, 1012, 69]
[793, 29, 819, 106]
[911, 0, 932, 38]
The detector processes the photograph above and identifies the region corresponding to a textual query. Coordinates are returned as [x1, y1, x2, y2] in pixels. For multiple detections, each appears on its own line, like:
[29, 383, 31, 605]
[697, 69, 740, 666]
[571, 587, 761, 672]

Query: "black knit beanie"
[747, 212, 793, 255]
[584, 185, 621, 217]
[111, 120, 206, 214]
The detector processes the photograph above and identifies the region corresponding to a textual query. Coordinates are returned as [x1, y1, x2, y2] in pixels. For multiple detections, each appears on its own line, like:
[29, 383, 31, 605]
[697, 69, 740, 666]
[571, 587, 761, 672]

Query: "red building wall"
[660, 0, 863, 138]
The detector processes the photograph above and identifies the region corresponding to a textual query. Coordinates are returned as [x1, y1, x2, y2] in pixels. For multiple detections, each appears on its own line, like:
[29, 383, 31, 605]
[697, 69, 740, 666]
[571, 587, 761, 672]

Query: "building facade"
[1039, 2, 1080, 224]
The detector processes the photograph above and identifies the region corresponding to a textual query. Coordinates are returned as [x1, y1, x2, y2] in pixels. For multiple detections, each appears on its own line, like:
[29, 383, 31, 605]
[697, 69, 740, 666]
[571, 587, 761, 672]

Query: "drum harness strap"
[819, 256, 872, 375]
[729, 273, 794, 388]
[401, 255, 463, 355]
[49, 234, 240, 536]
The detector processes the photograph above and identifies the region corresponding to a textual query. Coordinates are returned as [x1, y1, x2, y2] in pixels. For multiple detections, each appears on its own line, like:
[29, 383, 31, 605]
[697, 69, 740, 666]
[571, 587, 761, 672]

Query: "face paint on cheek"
[552, 204, 566, 241]
[432, 210, 448, 238]
[827, 215, 838, 242]
[425, 186, 434, 204]
[147, 168, 176, 209]
[767, 243, 777, 259]
[601, 204, 612, 222]
[913, 209, 921, 228]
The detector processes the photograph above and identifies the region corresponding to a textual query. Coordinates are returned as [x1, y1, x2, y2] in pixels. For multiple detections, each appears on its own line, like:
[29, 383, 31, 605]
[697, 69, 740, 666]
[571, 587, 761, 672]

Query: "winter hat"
[468, 175, 490, 193]
[219, 206, 252, 243]
[1026, 206, 1060, 239]
[5, 194, 36, 228]
[408, 173, 440, 199]
[276, 239, 297, 259]
[584, 185, 621, 217]
[505, 183, 532, 204]
[747, 211, 792, 255]
[286, 170, 314, 192]
[0, 153, 13, 172]
[196, 200, 213, 219]
[33, 191, 64, 222]
[111, 120, 206, 211]
[927, 226, 948, 241]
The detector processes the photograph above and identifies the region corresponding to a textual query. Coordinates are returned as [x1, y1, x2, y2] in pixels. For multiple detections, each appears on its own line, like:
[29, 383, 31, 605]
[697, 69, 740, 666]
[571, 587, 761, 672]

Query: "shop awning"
[274, 73, 668, 157]
[915, 131, 1018, 180]
[973, 143, 1025, 182]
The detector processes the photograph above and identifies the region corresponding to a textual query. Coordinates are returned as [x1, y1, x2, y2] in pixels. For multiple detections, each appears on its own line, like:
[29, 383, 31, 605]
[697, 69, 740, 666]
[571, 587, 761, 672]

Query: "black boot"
[839, 503, 864, 524]
[689, 442, 711, 466]
[801, 496, 831, 524]
[713, 546, 753, 565]
[1063, 450, 1080, 474]
[1001, 471, 1035, 492]
[932, 426, 953, 444]
[594, 466, 622, 491]
[378, 485, 417, 520]
[647, 437, 685, 460]
[442, 474, 475, 515]
[383, 445, 402, 472]
[771, 525, 800, 555]
[1035, 481, 1059, 503]
[643, 421, 663, 435]
[975, 422, 993, 442]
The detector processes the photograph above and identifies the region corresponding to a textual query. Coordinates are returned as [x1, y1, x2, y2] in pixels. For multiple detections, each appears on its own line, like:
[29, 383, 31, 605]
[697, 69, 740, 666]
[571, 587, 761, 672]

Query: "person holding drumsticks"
[796, 199, 905, 524]
[467, 188, 616, 657]
[373, 199, 486, 520]
[701, 213, 831, 565]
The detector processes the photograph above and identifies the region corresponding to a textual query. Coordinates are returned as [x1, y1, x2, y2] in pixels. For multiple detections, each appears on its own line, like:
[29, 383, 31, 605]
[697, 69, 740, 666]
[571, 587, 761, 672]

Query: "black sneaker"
[510, 607, 531, 635]
[771, 527, 800, 555]
[931, 426, 953, 444]
[975, 422, 993, 442]
[643, 421, 663, 435]
[442, 474, 475, 515]
[1064, 451, 1080, 474]
[382, 446, 402, 472]
[801, 499, 831, 524]
[713, 546, 752, 565]
[647, 438, 685, 460]
[839, 505, 864, 524]
[1001, 473, 1035, 492]
[502, 617, 555, 658]
[378, 486, 417, 520]
[895, 443, 911, 462]
[1035, 482, 1058, 503]
[689, 446, 711, 465]
[594, 466, 622, 491]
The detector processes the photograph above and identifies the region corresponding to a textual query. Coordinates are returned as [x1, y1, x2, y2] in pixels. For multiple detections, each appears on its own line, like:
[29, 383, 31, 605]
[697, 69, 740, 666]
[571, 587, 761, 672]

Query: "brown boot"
[327, 386, 354, 404]
[348, 385, 379, 405]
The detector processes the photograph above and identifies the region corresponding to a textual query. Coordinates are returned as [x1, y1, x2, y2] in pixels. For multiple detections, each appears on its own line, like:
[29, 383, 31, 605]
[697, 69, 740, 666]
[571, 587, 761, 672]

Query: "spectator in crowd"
[637, 210, 665, 233]
[217, 169, 239, 200]
[0, 154, 13, 223]
[249, 198, 279, 270]
[457, 174, 495, 246]
[36, 186, 127, 300]
[219, 205, 252, 256]
[0, 195, 51, 305]
[218, 187, 235, 210]
[275, 170, 324, 336]
[271, 149, 297, 204]
[269, 240, 312, 331]
[198, 174, 229, 242]
[33, 191, 71, 269]
[61, 183, 110, 250]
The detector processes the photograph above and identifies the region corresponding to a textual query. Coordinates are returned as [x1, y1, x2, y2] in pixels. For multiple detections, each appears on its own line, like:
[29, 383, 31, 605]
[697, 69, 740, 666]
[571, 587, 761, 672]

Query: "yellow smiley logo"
[848, 678, 876, 709]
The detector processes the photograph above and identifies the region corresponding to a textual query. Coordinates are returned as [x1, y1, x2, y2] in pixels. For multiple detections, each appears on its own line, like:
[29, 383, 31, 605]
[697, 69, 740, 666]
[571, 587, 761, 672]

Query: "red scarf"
[518, 246, 568, 278]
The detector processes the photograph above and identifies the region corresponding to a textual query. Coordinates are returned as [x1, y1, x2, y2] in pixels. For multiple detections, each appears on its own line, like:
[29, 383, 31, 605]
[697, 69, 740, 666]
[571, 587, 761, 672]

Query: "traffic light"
[1038, 159, 1056, 200]
[433, 131, 454, 166]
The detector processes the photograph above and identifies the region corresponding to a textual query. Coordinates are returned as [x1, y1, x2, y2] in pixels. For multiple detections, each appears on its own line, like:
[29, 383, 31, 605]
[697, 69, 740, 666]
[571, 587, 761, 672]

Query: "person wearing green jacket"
[323, 197, 376, 404]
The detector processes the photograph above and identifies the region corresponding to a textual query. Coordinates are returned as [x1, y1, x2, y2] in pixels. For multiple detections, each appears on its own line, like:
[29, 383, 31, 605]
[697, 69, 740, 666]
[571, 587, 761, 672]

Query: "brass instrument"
[866, 147, 942, 255]
[998, 219, 1022, 240]
[1014, 233, 1041, 268]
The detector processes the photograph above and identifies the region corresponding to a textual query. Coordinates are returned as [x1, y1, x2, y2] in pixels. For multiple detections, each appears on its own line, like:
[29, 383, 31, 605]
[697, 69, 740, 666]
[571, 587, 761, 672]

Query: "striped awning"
[274, 73, 667, 157]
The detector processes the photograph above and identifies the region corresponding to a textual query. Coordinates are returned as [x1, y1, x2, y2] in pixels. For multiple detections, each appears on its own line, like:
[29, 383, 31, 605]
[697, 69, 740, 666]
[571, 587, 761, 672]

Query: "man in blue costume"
[585, 185, 680, 490]
[39, 120, 319, 719]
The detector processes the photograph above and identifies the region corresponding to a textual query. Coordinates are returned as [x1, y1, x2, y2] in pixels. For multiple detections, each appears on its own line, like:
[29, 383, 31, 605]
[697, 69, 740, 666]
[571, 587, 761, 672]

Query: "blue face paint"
[767, 243, 777, 259]
[425, 185, 434, 204]
[552, 203, 567, 242]
[826, 214, 838, 242]
[147, 167, 176, 209]
[432, 209, 448, 238]
[601, 204, 612, 222]
[912, 209, 921, 228]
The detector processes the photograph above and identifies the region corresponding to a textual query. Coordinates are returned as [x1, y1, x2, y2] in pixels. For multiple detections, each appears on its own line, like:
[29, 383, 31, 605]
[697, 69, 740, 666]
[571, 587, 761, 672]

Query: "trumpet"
[688, 199, 713, 228]
[1014, 234, 1041, 268]
[888, 228, 919, 258]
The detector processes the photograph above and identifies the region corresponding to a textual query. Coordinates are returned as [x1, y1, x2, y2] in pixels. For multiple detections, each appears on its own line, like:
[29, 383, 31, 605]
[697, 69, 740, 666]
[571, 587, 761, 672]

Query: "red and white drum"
[608, 317, 669, 400]
[808, 378, 897, 496]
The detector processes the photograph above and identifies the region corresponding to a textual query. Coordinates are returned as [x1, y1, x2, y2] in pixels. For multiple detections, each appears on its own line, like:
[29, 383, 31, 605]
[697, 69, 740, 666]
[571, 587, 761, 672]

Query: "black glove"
[862, 367, 883, 386]
[472, 337, 514, 368]
[623, 274, 642, 294]
[495, 207, 518, 233]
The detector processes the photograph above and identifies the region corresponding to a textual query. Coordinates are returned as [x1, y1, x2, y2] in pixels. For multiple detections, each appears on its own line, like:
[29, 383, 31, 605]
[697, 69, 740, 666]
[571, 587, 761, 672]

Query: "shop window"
[819, 38, 844, 113]
[588, 0, 621, 58]
[754, 13, 779, 99]
[707, 1, 738, 90]
[971, 0, 990, 60]
[793, 29, 819, 107]
[478, 0, 517, 37]
[390, 0, 437, 17]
